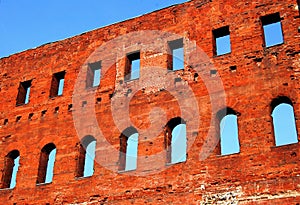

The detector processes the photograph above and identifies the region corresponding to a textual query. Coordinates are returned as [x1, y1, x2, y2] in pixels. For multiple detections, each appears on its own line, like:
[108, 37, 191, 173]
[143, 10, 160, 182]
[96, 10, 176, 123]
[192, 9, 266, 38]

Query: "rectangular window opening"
[16, 80, 31, 106]
[125, 52, 140, 81]
[50, 71, 65, 98]
[168, 38, 184, 71]
[87, 61, 101, 88]
[213, 26, 231, 56]
[261, 13, 284, 47]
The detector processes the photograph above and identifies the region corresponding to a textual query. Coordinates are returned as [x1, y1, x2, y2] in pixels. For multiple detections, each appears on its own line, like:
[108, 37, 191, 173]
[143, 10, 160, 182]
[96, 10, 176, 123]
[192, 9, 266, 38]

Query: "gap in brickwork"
[164, 117, 187, 164]
[213, 26, 231, 56]
[36, 143, 56, 184]
[3, 119, 8, 125]
[54, 106, 59, 114]
[167, 38, 184, 71]
[15, 116, 21, 123]
[271, 96, 298, 146]
[96, 97, 102, 104]
[76, 136, 96, 178]
[193, 73, 199, 81]
[261, 12, 284, 47]
[28, 113, 34, 121]
[118, 127, 138, 172]
[210, 70, 217, 77]
[68, 104, 73, 112]
[2, 150, 20, 189]
[125, 51, 140, 81]
[82, 101, 87, 108]
[16, 80, 32, 106]
[87, 61, 101, 88]
[41, 110, 47, 118]
[50, 71, 65, 98]
[217, 108, 240, 155]
[230, 66, 237, 72]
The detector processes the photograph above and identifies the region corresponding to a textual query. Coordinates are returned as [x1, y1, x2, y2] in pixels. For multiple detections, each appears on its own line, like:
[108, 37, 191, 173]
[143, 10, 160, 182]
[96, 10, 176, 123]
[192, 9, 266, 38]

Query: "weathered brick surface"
[0, 0, 299, 204]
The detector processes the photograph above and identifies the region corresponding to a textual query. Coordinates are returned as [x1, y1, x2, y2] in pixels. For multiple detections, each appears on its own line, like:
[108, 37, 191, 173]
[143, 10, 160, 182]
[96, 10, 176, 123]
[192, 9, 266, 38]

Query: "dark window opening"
[36, 143, 56, 184]
[213, 26, 231, 56]
[1, 150, 20, 189]
[16, 80, 31, 106]
[125, 52, 140, 81]
[68, 104, 73, 112]
[210, 70, 217, 77]
[216, 108, 240, 155]
[96, 97, 102, 104]
[261, 13, 284, 47]
[50, 71, 65, 97]
[54, 107, 59, 114]
[230, 65, 237, 72]
[41, 110, 47, 117]
[298, 0, 300, 16]
[119, 127, 138, 171]
[3, 119, 8, 125]
[82, 101, 87, 107]
[164, 117, 187, 164]
[271, 96, 298, 146]
[28, 113, 34, 120]
[86, 61, 101, 88]
[168, 38, 184, 71]
[15, 116, 21, 123]
[76, 136, 96, 178]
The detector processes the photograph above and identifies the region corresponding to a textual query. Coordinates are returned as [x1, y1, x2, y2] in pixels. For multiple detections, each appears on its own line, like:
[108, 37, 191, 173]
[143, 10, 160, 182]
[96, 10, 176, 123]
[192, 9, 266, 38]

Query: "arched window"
[1, 150, 20, 189]
[164, 117, 187, 164]
[76, 135, 96, 178]
[271, 96, 298, 146]
[119, 127, 138, 171]
[217, 108, 240, 155]
[36, 143, 56, 184]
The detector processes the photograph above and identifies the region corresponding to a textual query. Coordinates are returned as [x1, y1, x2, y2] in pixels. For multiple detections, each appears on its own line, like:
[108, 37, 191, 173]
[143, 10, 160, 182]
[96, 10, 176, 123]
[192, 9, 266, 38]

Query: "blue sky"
[0, 0, 188, 58]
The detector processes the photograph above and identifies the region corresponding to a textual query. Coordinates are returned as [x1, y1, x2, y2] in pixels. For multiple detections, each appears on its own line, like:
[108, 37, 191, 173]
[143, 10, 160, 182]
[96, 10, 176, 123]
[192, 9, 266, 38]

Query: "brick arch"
[270, 96, 298, 146]
[215, 107, 240, 155]
[1, 150, 20, 189]
[81, 135, 96, 149]
[118, 126, 138, 171]
[76, 135, 96, 178]
[270, 96, 293, 113]
[164, 117, 186, 164]
[36, 143, 56, 184]
[216, 107, 239, 122]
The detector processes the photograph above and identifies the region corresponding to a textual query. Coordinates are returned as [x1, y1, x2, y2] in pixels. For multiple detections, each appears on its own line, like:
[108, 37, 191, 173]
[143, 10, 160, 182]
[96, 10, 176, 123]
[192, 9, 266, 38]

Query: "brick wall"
[0, 0, 299, 204]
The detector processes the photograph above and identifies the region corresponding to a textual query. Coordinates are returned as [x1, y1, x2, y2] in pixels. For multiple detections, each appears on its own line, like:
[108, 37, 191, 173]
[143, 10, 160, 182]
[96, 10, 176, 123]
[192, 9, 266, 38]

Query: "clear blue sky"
[0, 0, 188, 58]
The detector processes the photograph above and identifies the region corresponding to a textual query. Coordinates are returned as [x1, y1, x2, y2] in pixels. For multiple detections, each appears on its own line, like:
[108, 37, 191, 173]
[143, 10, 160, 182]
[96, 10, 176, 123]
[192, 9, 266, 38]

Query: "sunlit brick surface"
[0, 0, 299, 204]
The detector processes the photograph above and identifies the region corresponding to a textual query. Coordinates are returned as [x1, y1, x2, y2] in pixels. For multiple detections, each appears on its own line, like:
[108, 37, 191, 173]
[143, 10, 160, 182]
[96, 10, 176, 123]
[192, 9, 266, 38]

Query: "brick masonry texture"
[0, 0, 300, 204]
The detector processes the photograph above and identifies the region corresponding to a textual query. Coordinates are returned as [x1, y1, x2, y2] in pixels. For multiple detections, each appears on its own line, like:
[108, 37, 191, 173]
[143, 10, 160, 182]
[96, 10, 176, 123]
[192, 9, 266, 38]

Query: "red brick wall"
[0, 0, 299, 204]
